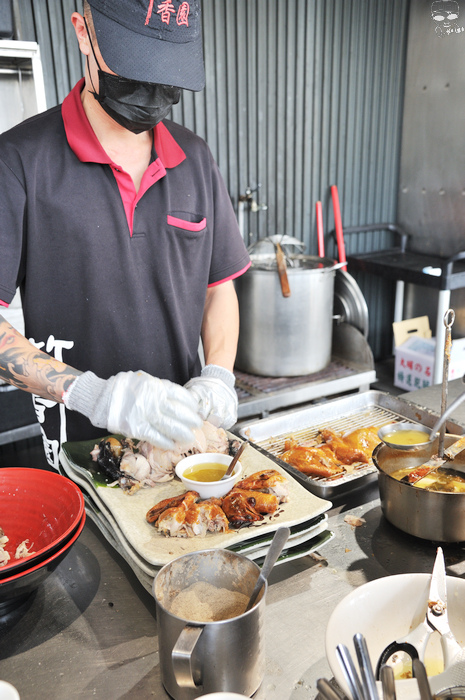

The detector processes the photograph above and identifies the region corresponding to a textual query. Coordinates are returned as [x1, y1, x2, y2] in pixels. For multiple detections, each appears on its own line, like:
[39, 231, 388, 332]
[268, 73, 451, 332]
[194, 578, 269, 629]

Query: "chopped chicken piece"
[15, 539, 35, 559]
[229, 489, 279, 514]
[120, 449, 170, 494]
[0, 527, 10, 567]
[184, 500, 230, 536]
[156, 491, 200, 537]
[320, 427, 380, 465]
[280, 426, 380, 479]
[280, 441, 344, 478]
[146, 492, 193, 524]
[0, 547, 10, 567]
[234, 469, 289, 503]
[154, 492, 230, 538]
[221, 491, 264, 529]
[200, 421, 230, 453]
[344, 514, 366, 527]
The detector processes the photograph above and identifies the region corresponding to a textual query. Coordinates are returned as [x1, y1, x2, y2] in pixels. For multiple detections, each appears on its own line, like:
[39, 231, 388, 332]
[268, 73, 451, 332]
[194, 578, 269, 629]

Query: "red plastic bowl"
[0, 510, 86, 614]
[0, 467, 85, 578]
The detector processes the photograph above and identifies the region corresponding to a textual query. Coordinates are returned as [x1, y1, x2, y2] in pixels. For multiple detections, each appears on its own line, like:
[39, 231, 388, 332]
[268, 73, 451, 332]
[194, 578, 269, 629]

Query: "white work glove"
[184, 364, 238, 429]
[63, 370, 203, 450]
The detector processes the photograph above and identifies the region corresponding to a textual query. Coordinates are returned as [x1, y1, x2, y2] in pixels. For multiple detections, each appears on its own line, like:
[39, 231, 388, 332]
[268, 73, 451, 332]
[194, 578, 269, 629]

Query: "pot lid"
[333, 270, 369, 337]
[248, 235, 306, 257]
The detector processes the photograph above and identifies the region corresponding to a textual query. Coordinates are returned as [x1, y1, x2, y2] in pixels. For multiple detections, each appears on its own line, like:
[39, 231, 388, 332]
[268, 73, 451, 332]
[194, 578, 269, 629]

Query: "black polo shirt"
[0, 79, 250, 466]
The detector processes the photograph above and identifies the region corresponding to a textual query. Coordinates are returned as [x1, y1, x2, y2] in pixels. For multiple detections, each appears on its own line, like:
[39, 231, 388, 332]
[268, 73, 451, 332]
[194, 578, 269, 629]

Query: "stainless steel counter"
[2, 381, 465, 700]
[400, 377, 465, 426]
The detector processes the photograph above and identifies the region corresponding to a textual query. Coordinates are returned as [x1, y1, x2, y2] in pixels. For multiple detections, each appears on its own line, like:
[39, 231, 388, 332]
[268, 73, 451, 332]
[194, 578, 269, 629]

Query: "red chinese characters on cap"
[145, 1, 190, 26]
[177, 2, 190, 25]
[156, 1, 175, 24]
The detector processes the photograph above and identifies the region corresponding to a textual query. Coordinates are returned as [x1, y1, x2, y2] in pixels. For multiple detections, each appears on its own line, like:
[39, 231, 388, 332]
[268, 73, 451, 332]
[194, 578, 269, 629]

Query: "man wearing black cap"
[0, 0, 250, 469]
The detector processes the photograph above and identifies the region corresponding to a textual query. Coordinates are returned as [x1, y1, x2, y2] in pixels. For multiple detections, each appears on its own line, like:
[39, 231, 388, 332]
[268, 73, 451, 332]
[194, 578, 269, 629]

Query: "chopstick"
[316, 201, 325, 257]
[336, 644, 366, 700]
[331, 185, 347, 271]
[353, 633, 379, 700]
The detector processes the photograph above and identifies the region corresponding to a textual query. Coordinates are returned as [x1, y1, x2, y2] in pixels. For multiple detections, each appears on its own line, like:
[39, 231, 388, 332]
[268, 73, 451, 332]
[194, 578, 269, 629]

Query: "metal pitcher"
[153, 549, 266, 700]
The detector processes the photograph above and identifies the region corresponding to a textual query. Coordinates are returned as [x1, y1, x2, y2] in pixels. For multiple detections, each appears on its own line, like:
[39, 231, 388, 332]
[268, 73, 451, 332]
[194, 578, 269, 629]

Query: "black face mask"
[85, 23, 181, 133]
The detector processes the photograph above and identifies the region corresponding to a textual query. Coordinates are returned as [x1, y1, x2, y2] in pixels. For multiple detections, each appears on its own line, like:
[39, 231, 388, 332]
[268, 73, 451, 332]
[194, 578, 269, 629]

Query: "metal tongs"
[376, 548, 463, 679]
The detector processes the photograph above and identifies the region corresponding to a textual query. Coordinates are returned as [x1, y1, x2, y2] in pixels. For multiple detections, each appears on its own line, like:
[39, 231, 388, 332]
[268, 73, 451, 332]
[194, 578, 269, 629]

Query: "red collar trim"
[62, 79, 186, 168]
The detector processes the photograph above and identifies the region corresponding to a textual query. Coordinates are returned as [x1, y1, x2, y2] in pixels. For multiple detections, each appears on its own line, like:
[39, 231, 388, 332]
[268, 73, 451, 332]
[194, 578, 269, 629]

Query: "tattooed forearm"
[0, 316, 82, 402]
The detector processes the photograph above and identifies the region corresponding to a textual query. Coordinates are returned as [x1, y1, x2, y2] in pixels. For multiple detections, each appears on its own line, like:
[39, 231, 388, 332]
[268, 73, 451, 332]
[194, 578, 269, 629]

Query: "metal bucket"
[234, 254, 339, 377]
[373, 436, 465, 542]
[153, 549, 266, 700]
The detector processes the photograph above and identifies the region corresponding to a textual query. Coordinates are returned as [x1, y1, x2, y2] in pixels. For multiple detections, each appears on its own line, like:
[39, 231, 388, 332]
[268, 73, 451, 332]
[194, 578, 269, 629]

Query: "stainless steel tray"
[236, 390, 465, 499]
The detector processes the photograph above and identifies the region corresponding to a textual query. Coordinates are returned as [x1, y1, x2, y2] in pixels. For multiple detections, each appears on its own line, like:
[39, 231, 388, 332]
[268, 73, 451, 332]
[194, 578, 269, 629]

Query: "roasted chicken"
[146, 469, 291, 536]
[229, 489, 279, 514]
[234, 469, 289, 503]
[138, 421, 229, 475]
[280, 441, 345, 478]
[220, 490, 264, 528]
[280, 426, 380, 479]
[184, 500, 230, 536]
[156, 491, 199, 537]
[146, 493, 190, 524]
[319, 427, 380, 465]
[149, 491, 230, 538]
[91, 421, 230, 493]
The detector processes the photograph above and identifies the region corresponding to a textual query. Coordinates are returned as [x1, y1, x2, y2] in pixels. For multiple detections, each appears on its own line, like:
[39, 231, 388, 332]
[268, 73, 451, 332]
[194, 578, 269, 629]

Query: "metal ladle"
[378, 381, 465, 452]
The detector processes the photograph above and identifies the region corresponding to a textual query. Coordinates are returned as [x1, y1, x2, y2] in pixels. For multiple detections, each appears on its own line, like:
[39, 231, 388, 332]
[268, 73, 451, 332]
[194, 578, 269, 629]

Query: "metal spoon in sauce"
[221, 440, 248, 480]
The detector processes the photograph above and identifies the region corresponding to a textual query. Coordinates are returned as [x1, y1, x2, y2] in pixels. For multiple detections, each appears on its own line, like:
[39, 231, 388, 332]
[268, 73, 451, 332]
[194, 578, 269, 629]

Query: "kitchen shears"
[375, 547, 463, 680]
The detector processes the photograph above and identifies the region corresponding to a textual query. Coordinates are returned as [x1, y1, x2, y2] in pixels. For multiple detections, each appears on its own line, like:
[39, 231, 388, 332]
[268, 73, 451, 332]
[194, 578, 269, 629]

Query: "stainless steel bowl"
[373, 435, 465, 542]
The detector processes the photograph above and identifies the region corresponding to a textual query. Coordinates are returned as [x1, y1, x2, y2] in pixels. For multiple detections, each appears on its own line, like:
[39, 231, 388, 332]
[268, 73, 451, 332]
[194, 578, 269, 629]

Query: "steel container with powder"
[153, 549, 266, 700]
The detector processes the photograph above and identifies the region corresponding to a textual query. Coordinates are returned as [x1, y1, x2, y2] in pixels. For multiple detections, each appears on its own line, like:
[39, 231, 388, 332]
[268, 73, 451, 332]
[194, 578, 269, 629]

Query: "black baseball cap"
[86, 0, 205, 91]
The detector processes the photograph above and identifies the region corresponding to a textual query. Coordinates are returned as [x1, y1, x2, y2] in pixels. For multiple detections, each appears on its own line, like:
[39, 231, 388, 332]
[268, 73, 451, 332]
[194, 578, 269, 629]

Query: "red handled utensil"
[316, 200, 325, 257]
[331, 185, 347, 271]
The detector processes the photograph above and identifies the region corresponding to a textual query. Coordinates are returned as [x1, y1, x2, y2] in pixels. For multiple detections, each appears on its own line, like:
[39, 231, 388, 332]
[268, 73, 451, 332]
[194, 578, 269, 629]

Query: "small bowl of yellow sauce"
[175, 453, 243, 499]
[377, 422, 432, 451]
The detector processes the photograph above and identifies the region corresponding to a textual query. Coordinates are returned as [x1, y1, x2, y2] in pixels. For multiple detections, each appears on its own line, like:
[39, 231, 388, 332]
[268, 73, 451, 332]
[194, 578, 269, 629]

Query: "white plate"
[244, 518, 329, 561]
[84, 500, 155, 594]
[253, 529, 335, 567]
[61, 457, 159, 577]
[223, 513, 328, 556]
[0, 681, 20, 700]
[60, 442, 332, 567]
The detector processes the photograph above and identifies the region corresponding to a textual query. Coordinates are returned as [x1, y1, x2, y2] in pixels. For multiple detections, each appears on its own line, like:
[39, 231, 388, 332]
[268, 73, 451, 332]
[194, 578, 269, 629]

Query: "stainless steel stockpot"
[234, 255, 340, 377]
[373, 436, 465, 542]
[153, 549, 266, 700]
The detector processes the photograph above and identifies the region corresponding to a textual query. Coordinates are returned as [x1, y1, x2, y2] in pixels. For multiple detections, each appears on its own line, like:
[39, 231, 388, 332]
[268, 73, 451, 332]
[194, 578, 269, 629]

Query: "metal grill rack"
[255, 405, 409, 458]
[248, 404, 410, 496]
[235, 358, 376, 420]
[237, 390, 465, 498]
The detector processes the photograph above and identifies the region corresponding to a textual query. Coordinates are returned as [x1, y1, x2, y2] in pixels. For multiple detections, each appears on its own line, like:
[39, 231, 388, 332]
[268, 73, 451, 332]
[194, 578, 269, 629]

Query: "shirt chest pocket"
[167, 213, 207, 235]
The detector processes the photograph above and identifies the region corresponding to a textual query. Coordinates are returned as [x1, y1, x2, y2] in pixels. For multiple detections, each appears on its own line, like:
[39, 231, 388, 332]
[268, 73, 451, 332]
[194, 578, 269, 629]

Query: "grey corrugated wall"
[11, 0, 410, 359]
